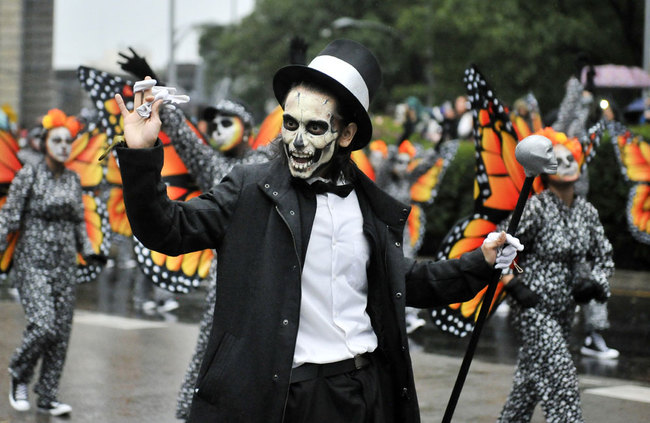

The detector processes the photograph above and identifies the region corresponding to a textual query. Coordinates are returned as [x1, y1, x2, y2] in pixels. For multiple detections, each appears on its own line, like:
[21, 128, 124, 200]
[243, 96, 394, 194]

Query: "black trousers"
[284, 356, 392, 423]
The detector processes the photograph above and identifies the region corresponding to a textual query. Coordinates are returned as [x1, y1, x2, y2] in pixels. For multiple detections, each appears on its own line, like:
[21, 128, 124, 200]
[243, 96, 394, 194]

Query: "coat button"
[290, 210, 295, 215]
[395, 292, 402, 299]
[273, 191, 278, 196]
[264, 184, 270, 188]
[402, 387, 408, 397]
[273, 374, 279, 381]
[395, 241, 401, 247]
[194, 388, 199, 394]
[282, 319, 289, 326]
[402, 345, 407, 351]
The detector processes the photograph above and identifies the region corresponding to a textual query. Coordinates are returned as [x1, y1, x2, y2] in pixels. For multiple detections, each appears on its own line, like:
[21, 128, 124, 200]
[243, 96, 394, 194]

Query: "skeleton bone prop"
[133, 79, 190, 118]
[442, 135, 557, 423]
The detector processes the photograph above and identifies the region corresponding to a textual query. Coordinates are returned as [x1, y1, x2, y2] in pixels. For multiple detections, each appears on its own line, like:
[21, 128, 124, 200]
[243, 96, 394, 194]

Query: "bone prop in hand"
[134, 79, 190, 118]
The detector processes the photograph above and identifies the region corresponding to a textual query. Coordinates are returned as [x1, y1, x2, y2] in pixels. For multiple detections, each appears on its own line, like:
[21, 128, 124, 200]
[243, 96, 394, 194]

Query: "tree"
[196, 0, 642, 125]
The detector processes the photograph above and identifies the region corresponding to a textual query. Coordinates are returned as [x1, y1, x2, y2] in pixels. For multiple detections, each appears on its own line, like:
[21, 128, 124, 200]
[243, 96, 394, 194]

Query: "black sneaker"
[37, 401, 72, 416]
[580, 332, 620, 359]
[9, 377, 30, 411]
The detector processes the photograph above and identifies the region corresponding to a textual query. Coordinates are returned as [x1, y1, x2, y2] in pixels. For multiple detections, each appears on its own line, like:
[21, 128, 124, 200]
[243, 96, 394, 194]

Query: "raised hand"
[115, 77, 162, 149]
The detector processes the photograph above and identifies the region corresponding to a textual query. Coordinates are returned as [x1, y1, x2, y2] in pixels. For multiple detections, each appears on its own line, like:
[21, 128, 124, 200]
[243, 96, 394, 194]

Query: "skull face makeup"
[548, 144, 580, 183]
[45, 127, 74, 163]
[281, 86, 346, 179]
[208, 114, 245, 151]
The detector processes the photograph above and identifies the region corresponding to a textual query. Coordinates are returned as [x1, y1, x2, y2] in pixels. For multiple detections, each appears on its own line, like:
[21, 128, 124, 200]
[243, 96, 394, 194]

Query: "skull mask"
[45, 126, 74, 163]
[281, 85, 342, 179]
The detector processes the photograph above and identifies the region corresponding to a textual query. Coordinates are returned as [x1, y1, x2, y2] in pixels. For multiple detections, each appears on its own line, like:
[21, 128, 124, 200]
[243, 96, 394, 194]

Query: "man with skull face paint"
[1, 109, 101, 416]
[113, 40, 521, 422]
[497, 128, 614, 423]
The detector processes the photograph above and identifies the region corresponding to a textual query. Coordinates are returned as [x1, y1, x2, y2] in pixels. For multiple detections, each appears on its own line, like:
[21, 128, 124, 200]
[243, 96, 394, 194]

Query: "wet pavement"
[0, 266, 648, 422]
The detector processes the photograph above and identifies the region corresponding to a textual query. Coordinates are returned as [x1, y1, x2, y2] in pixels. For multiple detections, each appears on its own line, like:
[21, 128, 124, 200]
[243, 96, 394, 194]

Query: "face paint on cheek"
[45, 127, 73, 163]
[281, 86, 341, 178]
[208, 116, 244, 151]
[549, 144, 580, 182]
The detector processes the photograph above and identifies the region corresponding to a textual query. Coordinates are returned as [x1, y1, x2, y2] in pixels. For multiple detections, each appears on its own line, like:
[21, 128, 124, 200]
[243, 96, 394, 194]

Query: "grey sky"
[53, 0, 254, 72]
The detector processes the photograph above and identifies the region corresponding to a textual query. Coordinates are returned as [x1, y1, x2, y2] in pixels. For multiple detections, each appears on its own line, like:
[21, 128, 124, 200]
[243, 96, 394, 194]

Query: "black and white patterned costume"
[497, 189, 614, 423]
[159, 107, 273, 420]
[0, 161, 94, 406]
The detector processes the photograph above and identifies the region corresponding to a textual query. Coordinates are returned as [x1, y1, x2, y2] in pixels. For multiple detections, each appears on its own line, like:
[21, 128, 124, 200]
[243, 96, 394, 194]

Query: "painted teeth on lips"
[290, 151, 314, 169]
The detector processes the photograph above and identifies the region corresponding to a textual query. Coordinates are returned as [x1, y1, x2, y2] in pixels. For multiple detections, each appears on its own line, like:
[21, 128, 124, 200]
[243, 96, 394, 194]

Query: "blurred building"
[0, 0, 55, 128]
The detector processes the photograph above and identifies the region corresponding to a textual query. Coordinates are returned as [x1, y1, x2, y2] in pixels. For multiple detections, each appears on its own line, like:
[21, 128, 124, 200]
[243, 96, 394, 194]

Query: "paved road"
[0, 268, 648, 422]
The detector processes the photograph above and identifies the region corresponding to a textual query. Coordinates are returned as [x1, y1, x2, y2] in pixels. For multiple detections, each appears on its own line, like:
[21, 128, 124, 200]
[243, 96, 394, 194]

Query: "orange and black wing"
[251, 105, 282, 149]
[612, 125, 650, 244]
[75, 190, 111, 283]
[428, 66, 537, 337]
[78, 66, 215, 292]
[429, 214, 504, 337]
[0, 129, 21, 276]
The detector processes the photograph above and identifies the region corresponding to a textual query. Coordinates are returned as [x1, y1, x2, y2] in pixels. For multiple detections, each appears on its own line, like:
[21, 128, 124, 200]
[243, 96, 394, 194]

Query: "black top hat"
[273, 39, 382, 151]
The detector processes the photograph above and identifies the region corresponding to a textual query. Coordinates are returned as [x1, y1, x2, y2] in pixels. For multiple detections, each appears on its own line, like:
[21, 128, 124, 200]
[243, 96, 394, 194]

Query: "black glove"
[572, 278, 607, 303]
[83, 254, 108, 267]
[505, 278, 539, 308]
[289, 36, 308, 65]
[117, 47, 160, 82]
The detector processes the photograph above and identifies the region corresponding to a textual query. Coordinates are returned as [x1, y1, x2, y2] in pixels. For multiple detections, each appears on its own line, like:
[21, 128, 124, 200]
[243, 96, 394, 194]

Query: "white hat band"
[308, 55, 370, 111]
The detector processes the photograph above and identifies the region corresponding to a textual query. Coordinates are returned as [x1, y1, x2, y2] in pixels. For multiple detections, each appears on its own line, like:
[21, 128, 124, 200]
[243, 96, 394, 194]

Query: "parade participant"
[2, 109, 103, 416]
[552, 75, 619, 359]
[497, 128, 614, 423]
[374, 140, 445, 333]
[114, 39, 521, 422]
[158, 98, 273, 420]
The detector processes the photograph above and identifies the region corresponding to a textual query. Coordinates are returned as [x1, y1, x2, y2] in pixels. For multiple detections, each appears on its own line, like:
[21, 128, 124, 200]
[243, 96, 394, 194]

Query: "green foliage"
[419, 140, 475, 256]
[196, 0, 642, 125]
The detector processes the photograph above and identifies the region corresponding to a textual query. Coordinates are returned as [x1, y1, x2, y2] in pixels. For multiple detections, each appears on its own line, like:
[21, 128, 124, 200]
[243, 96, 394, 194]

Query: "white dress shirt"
[292, 187, 378, 367]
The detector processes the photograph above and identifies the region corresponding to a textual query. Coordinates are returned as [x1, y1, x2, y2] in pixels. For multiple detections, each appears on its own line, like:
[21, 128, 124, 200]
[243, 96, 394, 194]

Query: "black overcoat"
[117, 142, 493, 422]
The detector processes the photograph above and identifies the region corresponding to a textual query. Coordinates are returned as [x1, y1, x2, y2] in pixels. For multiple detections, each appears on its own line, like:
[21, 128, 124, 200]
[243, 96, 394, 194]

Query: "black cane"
[441, 135, 557, 423]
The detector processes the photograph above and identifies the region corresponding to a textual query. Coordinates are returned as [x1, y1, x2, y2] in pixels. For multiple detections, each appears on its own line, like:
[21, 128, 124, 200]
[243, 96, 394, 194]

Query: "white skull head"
[208, 114, 245, 151]
[548, 144, 580, 183]
[515, 135, 558, 177]
[45, 126, 74, 163]
[281, 85, 345, 179]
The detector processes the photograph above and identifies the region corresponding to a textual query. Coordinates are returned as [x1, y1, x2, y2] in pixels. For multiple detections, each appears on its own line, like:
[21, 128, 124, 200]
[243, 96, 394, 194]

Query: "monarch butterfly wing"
[410, 140, 459, 204]
[66, 131, 107, 189]
[251, 105, 282, 149]
[129, 131, 214, 293]
[427, 215, 507, 337]
[75, 190, 110, 283]
[465, 66, 528, 222]
[612, 126, 650, 244]
[78, 66, 133, 140]
[351, 149, 375, 180]
[427, 66, 530, 337]
[0, 130, 22, 278]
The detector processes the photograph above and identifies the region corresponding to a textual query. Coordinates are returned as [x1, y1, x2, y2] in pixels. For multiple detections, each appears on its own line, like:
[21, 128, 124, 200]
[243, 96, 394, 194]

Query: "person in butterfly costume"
[373, 139, 456, 333]
[159, 99, 274, 420]
[1, 109, 104, 417]
[114, 39, 521, 422]
[497, 127, 614, 423]
[552, 73, 619, 359]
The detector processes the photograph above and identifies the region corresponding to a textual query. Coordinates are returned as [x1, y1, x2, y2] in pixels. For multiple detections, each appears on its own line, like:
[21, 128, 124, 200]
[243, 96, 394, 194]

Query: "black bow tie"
[309, 180, 354, 197]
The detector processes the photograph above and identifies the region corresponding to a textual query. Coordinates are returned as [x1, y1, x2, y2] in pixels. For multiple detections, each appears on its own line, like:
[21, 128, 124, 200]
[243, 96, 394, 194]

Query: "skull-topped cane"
[442, 135, 558, 422]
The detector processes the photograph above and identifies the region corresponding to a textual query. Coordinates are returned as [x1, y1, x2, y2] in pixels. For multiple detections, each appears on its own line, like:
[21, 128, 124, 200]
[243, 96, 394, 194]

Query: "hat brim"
[273, 65, 372, 151]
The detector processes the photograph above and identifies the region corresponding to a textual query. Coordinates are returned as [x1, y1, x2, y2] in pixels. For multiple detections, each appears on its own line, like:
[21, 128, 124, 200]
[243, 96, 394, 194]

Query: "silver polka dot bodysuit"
[159, 107, 273, 421]
[497, 189, 614, 423]
[1, 161, 94, 405]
